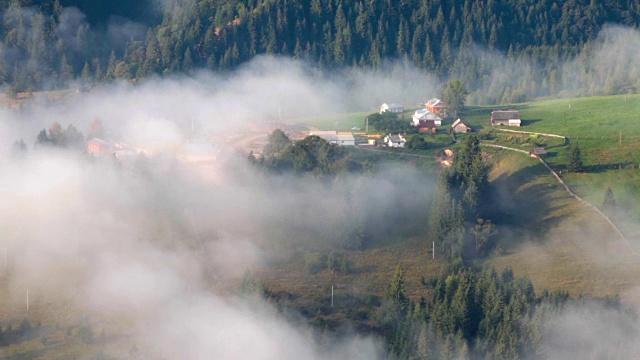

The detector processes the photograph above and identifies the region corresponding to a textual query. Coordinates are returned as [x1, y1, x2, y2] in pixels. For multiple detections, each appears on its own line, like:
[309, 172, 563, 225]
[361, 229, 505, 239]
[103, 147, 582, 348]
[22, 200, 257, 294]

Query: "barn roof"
[491, 110, 521, 120]
[452, 118, 470, 128]
[530, 147, 547, 156]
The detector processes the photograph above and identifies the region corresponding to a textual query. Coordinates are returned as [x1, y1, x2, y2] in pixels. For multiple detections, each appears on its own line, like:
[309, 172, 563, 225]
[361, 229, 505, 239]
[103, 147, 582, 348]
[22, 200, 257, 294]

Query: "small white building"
[411, 109, 442, 127]
[380, 103, 404, 114]
[310, 131, 355, 146]
[384, 134, 406, 148]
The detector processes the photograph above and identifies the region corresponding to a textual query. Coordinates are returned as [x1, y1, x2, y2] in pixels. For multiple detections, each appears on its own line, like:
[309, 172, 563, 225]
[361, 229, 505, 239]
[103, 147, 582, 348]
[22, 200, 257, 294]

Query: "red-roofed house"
[425, 98, 446, 114]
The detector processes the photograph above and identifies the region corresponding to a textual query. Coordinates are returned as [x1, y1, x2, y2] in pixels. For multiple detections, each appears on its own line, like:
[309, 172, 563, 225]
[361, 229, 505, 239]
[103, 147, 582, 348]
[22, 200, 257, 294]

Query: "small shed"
[529, 147, 547, 158]
[451, 118, 472, 133]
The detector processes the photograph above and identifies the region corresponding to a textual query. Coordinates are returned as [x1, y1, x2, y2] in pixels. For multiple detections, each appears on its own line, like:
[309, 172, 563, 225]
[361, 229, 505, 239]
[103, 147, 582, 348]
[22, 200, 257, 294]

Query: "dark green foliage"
[472, 218, 497, 257]
[602, 187, 616, 216]
[387, 264, 409, 315]
[429, 135, 490, 259]
[262, 129, 291, 158]
[0, 0, 639, 99]
[259, 133, 352, 176]
[406, 135, 429, 150]
[381, 265, 594, 359]
[441, 79, 468, 116]
[569, 144, 584, 172]
[34, 122, 85, 149]
[366, 112, 416, 134]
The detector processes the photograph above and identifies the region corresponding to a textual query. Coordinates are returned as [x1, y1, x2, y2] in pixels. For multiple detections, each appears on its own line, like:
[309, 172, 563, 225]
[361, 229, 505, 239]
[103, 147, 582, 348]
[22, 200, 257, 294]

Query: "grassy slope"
[465, 94, 640, 217]
[486, 151, 640, 307]
[281, 95, 640, 307]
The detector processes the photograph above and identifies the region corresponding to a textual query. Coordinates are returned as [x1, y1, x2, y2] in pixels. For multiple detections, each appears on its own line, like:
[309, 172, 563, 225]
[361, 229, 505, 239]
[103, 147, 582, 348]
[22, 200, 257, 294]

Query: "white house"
[411, 109, 442, 126]
[310, 131, 355, 146]
[380, 103, 404, 114]
[384, 134, 406, 148]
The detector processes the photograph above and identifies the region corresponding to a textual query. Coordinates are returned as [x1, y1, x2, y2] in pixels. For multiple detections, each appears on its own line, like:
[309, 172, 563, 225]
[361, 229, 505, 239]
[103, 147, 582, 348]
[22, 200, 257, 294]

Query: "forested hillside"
[1, 0, 639, 102]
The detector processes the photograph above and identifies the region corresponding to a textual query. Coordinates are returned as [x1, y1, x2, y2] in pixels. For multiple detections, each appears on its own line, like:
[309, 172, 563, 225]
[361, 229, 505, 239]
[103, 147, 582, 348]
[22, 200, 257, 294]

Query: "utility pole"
[365, 117, 369, 133]
[331, 285, 334, 307]
[432, 241, 435, 259]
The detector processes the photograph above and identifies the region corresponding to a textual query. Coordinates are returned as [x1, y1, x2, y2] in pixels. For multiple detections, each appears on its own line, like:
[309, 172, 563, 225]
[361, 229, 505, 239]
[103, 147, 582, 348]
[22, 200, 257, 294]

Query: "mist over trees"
[1, 0, 640, 103]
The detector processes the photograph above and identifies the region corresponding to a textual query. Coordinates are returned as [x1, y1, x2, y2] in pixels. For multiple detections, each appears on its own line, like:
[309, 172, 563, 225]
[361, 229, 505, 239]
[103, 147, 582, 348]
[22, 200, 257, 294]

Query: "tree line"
[1, 0, 640, 103]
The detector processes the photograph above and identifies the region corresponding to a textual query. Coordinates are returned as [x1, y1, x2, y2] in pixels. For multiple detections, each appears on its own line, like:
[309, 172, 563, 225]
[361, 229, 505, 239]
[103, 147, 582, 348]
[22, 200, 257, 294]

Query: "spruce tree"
[568, 144, 583, 172]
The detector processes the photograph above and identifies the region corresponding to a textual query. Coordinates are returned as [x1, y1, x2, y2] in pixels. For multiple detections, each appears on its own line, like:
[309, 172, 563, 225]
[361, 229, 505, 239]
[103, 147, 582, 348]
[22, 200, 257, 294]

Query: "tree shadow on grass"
[487, 162, 572, 252]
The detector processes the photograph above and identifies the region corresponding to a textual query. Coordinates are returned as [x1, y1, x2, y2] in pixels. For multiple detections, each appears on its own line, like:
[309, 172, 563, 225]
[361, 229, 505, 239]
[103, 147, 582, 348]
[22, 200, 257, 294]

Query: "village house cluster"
[298, 99, 525, 151]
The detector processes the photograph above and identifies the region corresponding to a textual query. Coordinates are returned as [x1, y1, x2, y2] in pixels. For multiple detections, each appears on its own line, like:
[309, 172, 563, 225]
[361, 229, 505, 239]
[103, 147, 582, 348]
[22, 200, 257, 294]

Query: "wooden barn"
[491, 110, 522, 126]
[451, 118, 472, 133]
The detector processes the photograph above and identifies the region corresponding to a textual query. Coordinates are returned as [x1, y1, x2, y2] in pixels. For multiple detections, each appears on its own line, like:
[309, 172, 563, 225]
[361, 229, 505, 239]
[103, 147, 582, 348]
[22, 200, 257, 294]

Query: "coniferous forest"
[1, 0, 640, 103]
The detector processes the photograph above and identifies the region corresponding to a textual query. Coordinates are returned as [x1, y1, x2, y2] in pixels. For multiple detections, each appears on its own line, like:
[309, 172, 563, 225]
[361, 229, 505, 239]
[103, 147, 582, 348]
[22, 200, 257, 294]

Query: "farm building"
[491, 110, 522, 126]
[425, 98, 446, 114]
[452, 118, 472, 133]
[310, 131, 355, 146]
[529, 148, 547, 158]
[384, 134, 406, 148]
[411, 109, 442, 127]
[87, 138, 115, 156]
[380, 103, 404, 114]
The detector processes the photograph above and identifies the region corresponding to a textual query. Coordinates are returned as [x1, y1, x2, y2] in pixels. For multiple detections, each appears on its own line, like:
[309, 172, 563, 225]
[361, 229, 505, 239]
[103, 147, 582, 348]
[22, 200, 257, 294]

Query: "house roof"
[491, 110, 521, 120]
[426, 98, 445, 106]
[337, 133, 355, 142]
[387, 134, 405, 142]
[452, 118, 471, 128]
[530, 147, 547, 155]
[310, 131, 354, 143]
[382, 103, 403, 108]
[88, 138, 111, 146]
[413, 109, 442, 121]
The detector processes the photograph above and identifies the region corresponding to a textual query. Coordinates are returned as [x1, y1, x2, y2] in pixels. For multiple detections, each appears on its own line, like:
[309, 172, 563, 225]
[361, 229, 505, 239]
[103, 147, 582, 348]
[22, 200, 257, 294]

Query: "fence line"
[498, 128, 567, 142]
[480, 142, 635, 253]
